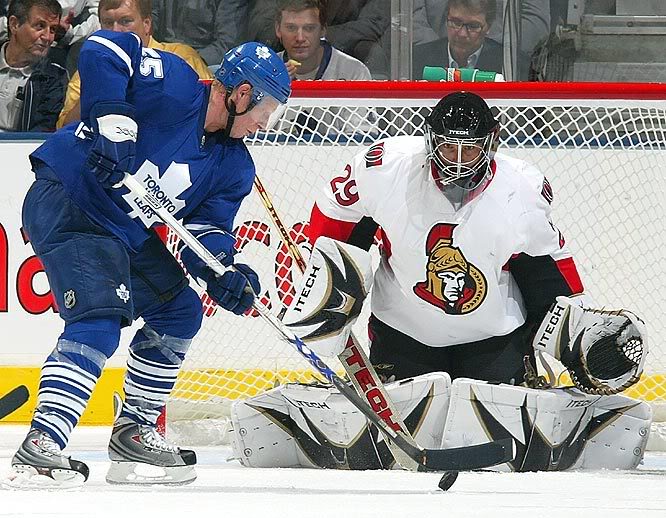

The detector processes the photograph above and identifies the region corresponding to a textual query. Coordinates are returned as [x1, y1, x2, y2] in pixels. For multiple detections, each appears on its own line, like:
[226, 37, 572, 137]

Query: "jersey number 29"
[330, 164, 359, 207]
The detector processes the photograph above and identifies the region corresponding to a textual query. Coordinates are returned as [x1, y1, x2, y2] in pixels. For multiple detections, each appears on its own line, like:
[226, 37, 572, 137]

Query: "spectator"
[413, 0, 550, 56]
[51, 1, 99, 46]
[278, 0, 370, 81]
[412, 0, 529, 80]
[0, 2, 101, 75]
[151, 0, 240, 67]
[57, 0, 212, 128]
[247, 0, 390, 78]
[52, 1, 101, 76]
[0, 2, 100, 45]
[0, 0, 68, 132]
[274, 0, 375, 137]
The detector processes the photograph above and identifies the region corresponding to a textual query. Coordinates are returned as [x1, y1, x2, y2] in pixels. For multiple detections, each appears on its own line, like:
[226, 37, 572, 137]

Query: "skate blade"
[106, 461, 196, 485]
[2, 465, 86, 490]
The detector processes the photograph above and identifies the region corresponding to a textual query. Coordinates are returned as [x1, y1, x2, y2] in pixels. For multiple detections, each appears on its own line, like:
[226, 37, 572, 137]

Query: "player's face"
[276, 8, 325, 64]
[8, 6, 59, 65]
[231, 96, 283, 138]
[446, 5, 489, 61]
[207, 82, 284, 137]
[99, 0, 151, 45]
[435, 139, 483, 167]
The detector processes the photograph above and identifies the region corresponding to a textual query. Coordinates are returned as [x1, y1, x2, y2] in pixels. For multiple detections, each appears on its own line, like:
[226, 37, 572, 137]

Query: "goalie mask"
[425, 92, 499, 209]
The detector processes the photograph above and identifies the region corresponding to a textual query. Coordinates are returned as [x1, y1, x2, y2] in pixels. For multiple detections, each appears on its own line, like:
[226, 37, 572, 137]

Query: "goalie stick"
[255, 176, 463, 489]
[0, 385, 29, 420]
[253, 176, 426, 472]
[123, 173, 515, 472]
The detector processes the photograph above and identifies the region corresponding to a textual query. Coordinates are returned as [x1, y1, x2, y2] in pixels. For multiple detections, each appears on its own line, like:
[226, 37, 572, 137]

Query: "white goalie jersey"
[309, 136, 584, 347]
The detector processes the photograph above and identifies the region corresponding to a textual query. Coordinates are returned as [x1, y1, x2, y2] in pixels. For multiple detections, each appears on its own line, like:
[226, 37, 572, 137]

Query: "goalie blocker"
[282, 236, 373, 358]
[230, 372, 652, 472]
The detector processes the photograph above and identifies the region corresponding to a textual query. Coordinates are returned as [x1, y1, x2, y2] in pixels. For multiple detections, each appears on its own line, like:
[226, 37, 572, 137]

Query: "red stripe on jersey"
[308, 203, 357, 244]
[379, 228, 392, 260]
[556, 257, 584, 294]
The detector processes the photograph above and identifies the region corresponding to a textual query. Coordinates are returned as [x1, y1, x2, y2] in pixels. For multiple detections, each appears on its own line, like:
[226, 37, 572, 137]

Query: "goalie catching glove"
[283, 237, 373, 357]
[532, 296, 647, 394]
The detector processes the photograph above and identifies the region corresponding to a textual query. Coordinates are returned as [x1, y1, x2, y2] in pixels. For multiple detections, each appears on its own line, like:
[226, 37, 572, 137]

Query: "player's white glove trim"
[96, 114, 138, 143]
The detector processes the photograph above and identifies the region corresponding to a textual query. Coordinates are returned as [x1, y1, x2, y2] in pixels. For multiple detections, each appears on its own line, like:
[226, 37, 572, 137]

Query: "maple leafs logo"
[122, 160, 192, 228]
[256, 45, 271, 60]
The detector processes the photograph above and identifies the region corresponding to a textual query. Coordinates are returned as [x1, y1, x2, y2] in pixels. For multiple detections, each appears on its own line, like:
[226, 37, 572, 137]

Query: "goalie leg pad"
[230, 372, 451, 469]
[441, 378, 652, 471]
[573, 393, 652, 470]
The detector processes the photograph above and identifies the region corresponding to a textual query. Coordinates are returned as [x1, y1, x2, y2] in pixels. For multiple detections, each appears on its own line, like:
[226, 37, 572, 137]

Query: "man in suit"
[413, 0, 528, 80]
[412, 0, 550, 55]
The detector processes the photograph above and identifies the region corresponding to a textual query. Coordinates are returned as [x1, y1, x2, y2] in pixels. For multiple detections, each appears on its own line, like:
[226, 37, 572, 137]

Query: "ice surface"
[1, 425, 665, 518]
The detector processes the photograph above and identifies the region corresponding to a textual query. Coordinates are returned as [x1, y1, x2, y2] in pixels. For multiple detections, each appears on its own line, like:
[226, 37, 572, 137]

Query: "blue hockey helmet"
[215, 42, 291, 107]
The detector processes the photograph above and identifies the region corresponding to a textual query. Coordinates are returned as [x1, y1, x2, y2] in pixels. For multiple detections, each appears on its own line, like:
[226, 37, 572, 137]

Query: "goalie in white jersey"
[230, 92, 650, 473]
[309, 91, 584, 384]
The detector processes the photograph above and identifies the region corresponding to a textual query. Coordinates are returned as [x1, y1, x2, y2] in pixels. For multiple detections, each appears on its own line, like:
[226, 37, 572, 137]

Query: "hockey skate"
[3, 428, 89, 489]
[106, 416, 197, 485]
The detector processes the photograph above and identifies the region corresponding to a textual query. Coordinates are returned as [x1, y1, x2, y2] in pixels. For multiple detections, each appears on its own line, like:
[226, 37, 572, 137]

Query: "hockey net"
[164, 81, 666, 446]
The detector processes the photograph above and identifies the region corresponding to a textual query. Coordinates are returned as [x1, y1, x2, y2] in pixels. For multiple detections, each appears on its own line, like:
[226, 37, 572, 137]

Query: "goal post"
[164, 81, 666, 443]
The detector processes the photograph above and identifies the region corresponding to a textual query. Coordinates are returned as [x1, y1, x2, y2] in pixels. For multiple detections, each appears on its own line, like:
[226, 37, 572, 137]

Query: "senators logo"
[364, 142, 384, 168]
[413, 223, 486, 314]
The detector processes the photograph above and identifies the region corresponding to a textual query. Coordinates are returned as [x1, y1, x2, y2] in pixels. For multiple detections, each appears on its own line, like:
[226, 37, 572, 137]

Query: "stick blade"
[421, 438, 515, 472]
[0, 385, 30, 420]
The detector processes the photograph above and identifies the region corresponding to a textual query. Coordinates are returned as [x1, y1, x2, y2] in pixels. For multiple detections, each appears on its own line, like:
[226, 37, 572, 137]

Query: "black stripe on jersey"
[347, 216, 379, 251]
[508, 253, 576, 326]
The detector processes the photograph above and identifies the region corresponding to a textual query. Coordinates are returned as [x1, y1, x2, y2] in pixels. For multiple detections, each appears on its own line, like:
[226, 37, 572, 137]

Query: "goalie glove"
[532, 296, 648, 395]
[283, 237, 373, 357]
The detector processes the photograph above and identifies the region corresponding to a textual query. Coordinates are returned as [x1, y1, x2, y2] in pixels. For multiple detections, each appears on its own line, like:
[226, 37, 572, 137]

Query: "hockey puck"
[437, 471, 459, 491]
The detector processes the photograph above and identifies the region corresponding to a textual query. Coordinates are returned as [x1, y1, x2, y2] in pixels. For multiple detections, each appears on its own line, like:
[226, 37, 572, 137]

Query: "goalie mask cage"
[164, 81, 666, 446]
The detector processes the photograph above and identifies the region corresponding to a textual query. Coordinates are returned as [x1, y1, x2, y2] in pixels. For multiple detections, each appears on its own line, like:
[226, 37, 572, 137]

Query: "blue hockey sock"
[121, 326, 191, 426]
[32, 317, 121, 448]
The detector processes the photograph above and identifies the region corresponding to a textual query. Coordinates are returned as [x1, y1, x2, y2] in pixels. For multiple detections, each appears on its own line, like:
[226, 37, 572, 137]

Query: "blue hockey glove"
[205, 263, 260, 315]
[86, 101, 138, 188]
[179, 229, 237, 280]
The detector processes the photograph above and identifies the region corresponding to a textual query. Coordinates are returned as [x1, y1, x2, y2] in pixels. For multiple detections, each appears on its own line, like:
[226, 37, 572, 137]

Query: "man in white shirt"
[274, 0, 375, 136]
[0, 0, 67, 131]
[308, 90, 584, 381]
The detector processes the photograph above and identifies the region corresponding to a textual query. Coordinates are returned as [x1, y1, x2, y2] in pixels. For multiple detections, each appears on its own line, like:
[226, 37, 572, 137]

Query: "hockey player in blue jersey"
[6, 32, 291, 488]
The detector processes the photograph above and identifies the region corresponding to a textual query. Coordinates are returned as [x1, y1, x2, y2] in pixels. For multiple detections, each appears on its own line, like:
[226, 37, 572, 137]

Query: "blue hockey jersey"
[30, 30, 255, 252]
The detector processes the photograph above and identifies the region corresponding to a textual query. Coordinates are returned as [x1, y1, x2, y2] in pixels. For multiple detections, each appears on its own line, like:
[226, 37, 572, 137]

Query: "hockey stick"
[253, 175, 422, 471]
[0, 385, 29, 420]
[254, 177, 463, 488]
[123, 174, 515, 471]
